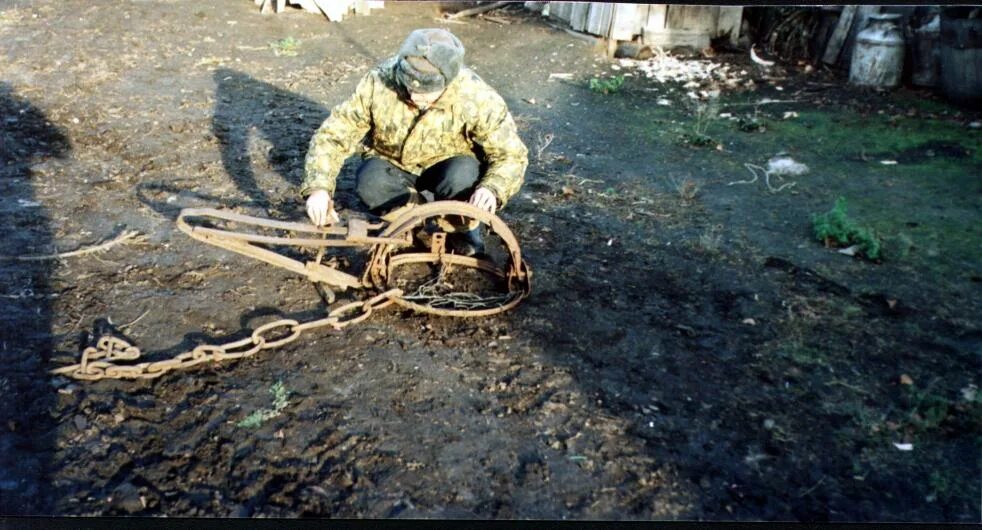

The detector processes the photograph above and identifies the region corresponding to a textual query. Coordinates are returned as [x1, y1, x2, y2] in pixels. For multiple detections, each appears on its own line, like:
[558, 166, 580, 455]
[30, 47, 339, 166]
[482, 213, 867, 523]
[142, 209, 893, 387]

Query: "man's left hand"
[468, 187, 497, 215]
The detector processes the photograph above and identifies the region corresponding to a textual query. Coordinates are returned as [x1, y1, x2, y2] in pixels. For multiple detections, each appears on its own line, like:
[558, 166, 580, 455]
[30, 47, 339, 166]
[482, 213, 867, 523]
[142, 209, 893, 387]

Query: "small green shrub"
[589, 75, 625, 95]
[812, 197, 881, 260]
[736, 115, 765, 132]
[678, 132, 716, 147]
[270, 37, 301, 56]
[902, 379, 953, 433]
[238, 381, 290, 428]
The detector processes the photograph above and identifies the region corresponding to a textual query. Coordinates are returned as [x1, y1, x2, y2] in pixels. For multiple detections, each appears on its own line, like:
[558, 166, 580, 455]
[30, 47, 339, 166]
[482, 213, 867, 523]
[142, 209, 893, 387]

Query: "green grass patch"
[589, 75, 625, 95]
[765, 109, 980, 166]
[269, 37, 301, 57]
[780, 342, 830, 367]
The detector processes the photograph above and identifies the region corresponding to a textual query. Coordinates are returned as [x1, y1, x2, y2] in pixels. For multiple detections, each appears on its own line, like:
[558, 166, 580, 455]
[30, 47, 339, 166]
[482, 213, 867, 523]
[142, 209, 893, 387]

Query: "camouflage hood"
[395, 28, 465, 93]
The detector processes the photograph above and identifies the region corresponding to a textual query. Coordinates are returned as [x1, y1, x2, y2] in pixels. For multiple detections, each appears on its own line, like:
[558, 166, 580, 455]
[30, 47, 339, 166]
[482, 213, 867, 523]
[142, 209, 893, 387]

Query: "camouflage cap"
[395, 28, 465, 93]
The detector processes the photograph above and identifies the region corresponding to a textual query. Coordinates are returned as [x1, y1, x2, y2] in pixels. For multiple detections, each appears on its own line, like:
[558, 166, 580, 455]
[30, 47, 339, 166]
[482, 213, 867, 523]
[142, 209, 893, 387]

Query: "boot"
[449, 225, 485, 257]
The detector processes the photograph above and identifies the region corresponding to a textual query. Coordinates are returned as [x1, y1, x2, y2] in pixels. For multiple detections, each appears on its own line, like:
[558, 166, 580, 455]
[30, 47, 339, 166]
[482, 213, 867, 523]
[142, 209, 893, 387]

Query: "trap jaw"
[177, 201, 532, 318]
[365, 201, 532, 317]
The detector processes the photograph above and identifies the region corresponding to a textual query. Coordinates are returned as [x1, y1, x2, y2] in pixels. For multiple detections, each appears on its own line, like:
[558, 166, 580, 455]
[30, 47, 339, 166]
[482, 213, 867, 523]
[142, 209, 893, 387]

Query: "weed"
[736, 113, 766, 133]
[696, 224, 723, 254]
[840, 303, 864, 318]
[269, 37, 301, 57]
[852, 402, 886, 436]
[588, 75, 625, 95]
[880, 232, 914, 261]
[677, 96, 720, 148]
[926, 469, 952, 503]
[678, 132, 717, 147]
[664, 175, 700, 202]
[238, 381, 290, 428]
[534, 132, 555, 162]
[781, 343, 829, 367]
[902, 379, 951, 433]
[812, 197, 881, 260]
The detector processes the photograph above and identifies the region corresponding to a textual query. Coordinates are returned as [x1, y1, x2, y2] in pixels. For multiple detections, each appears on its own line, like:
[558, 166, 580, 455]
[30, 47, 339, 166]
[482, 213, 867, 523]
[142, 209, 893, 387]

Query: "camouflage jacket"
[301, 56, 528, 208]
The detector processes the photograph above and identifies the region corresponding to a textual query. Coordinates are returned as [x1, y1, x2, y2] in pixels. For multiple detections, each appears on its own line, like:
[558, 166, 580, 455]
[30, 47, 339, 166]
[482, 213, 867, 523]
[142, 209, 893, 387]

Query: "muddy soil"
[1, 1, 979, 521]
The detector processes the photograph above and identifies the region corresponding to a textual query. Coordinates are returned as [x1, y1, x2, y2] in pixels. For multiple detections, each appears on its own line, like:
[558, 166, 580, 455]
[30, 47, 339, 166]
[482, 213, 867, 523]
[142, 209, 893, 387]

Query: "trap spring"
[51, 201, 532, 381]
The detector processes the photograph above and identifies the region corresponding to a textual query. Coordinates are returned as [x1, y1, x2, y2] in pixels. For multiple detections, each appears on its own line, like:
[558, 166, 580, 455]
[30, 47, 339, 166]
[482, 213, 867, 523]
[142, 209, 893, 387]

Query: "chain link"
[49, 288, 404, 381]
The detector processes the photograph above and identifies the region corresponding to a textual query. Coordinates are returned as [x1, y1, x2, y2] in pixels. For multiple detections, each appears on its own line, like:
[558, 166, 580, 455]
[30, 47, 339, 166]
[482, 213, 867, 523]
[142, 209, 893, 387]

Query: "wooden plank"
[312, 0, 347, 22]
[446, 1, 510, 20]
[585, 2, 613, 37]
[668, 5, 718, 33]
[822, 5, 857, 65]
[717, 6, 743, 46]
[688, 6, 719, 35]
[551, 2, 572, 23]
[666, 4, 684, 30]
[609, 3, 641, 41]
[645, 4, 667, 34]
[569, 2, 590, 32]
[643, 29, 710, 50]
[814, 7, 843, 61]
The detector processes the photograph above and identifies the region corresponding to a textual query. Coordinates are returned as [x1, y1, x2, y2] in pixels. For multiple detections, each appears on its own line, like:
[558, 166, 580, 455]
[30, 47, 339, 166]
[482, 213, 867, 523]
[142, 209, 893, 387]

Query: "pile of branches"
[746, 6, 827, 63]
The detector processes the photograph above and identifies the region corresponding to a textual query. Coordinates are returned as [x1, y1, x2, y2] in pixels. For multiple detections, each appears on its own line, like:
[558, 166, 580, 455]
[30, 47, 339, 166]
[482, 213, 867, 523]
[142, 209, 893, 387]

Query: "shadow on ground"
[0, 83, 70, 514]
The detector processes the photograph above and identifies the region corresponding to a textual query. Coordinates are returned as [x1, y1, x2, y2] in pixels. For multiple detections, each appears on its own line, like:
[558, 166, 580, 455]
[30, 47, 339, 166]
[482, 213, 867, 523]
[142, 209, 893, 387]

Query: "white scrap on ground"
[728, 154, 808, 193]
[620, 49, 750, 91]
[750, 45, 776, 67]
[766, 155, 809, 177]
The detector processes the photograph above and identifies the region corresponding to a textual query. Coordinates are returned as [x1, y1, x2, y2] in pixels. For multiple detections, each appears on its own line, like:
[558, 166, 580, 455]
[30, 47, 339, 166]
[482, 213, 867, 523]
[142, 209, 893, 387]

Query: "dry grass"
[665, 175, 700, 202]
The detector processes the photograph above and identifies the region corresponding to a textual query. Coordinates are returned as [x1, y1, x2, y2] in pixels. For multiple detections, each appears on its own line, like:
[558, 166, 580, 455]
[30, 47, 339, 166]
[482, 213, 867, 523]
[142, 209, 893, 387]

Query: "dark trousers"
[355, 156, 479, 214]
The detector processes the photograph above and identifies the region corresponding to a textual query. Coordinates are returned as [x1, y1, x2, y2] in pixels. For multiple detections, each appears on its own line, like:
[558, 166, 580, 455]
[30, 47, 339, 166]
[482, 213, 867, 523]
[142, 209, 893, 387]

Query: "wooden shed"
[526, 3, 743, 50]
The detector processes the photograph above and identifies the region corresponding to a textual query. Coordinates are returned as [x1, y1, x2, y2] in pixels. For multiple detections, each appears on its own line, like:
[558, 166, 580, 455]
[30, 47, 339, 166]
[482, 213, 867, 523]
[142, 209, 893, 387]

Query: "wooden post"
[822, 5, 857, 65]
[605, 37, 618, 59]
[311, 0, 346, 22]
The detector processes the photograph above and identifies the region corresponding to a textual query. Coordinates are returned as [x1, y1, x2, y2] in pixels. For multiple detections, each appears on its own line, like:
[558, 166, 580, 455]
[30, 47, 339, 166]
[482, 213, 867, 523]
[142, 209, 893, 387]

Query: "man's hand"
[306, 189, 339, 226]
[468, 186, 497, 215]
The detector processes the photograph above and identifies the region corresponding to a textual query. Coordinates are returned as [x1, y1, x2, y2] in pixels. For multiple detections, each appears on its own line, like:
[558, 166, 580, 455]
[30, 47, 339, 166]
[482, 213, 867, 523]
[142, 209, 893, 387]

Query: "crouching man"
[302, 28, 528, 256]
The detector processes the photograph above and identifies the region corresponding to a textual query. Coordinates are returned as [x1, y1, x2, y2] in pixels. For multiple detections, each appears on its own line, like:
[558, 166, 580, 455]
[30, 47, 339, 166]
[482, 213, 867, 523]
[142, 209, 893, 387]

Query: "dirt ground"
[1, 1, 979, 522]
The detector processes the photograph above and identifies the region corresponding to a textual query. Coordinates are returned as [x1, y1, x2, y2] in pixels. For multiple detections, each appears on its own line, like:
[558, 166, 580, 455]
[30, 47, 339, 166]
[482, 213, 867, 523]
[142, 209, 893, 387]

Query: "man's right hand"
[306, 189, 339, 226]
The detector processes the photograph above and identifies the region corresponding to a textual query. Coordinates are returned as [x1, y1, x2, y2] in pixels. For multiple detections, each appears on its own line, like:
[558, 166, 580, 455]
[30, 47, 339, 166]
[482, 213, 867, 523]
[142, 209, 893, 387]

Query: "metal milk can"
[849, 13, 906, 88]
